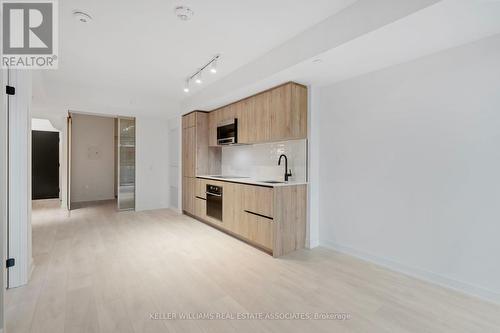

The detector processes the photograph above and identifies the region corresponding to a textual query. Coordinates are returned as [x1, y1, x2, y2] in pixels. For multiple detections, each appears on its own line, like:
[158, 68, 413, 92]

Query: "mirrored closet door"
[117, 117, 136, 210]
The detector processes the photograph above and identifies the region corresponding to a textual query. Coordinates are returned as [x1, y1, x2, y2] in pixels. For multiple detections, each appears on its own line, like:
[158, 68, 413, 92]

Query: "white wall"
[316, 35, 500, 303]
[168, 118, 180, 211]
[32, 118, 59, 132]
[71, 114, 115, 203]
[135, 116, 169, 211]
[221, 140, 307, 182]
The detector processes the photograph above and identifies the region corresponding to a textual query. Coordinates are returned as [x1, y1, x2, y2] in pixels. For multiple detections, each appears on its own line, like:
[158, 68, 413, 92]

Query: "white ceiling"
[181, 0, 500, 112]
[33, 0, 356, 117]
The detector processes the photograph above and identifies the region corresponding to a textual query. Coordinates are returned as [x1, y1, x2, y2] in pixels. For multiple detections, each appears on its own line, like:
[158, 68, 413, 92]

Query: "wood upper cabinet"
[270, 83, 307, 141]
[207, 82, 307, 146]
[233, 100, 250, 144]
[249, 92, 270, 143]
[208, 111, 218, 147]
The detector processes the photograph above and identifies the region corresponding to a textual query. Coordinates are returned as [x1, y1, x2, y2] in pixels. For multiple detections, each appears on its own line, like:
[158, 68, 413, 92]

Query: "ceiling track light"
[210, 58, 217, 74]
[195, 72, 202, 84]
[183, 54, 220, 92]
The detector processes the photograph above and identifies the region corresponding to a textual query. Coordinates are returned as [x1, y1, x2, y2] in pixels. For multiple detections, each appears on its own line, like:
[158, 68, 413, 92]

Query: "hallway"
[5, 200, 500, 333]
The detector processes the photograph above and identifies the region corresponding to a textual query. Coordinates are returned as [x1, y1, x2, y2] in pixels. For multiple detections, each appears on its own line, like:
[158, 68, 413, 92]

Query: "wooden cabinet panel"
[182, 126, 196, 177]
[269, 84, 292, 141]
[234, 99, 251, 144]
[222, 182, 238, 232]
[291, 83, 308, 139]
[182, 177, 195, 214]
[182, 112, 196, 129]
[195, 112, 208, 175]
[195, 178, 207, 199]
[208, 111, 218, 147]
[242, 185, 274, 218]
[250, 92, 271, 143]
[195, 197, 206, 220]
[245, 211, 273, 251]
[220, 105, 236, 124]
[272, 185, 307, 257]
[268, 83, 307, 141]
[207, 83, 307, 146]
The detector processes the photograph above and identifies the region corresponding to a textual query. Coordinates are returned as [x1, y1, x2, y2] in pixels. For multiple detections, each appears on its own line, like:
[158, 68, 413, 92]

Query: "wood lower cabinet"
[244, 211, 273, 251]
[182, 177, 195, 215]
[188, 178, 306, 257]
[195, 197, 206, 220]
[242, 185, 273, 218]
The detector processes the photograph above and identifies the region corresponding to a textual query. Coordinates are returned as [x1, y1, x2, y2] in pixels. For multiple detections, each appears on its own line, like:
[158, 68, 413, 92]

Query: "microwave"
[217, 118, 238, 145]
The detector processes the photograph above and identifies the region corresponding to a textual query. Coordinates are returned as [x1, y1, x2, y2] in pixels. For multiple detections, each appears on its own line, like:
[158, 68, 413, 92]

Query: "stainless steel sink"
[259, 180, 285, 184]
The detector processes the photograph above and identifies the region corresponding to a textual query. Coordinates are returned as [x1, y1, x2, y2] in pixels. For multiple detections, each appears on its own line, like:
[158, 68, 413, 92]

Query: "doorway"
[32, 130, 59, 200]
[67, 112, 136, 211]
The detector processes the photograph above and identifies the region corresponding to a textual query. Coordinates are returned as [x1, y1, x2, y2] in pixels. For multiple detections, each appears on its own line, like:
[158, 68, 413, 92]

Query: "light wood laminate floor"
[5, 199, 500, 333]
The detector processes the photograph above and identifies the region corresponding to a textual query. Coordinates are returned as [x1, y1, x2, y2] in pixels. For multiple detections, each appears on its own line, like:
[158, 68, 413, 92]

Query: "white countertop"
[197, 175, 308, 187]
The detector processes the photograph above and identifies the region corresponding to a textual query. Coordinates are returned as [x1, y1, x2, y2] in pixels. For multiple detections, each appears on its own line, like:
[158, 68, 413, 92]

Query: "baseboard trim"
[320, 240, 500, 305]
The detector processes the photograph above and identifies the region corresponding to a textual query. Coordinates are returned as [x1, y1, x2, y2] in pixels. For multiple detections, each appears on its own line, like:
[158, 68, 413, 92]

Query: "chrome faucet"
[278, 154, 292, 182]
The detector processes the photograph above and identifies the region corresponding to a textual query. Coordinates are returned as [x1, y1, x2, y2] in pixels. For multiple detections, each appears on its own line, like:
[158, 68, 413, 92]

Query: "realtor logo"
[1, 0, 58, 68]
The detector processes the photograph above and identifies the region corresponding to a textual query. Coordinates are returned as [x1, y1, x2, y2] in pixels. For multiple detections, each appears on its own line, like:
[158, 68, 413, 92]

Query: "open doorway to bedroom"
[67, 112, 136, 211]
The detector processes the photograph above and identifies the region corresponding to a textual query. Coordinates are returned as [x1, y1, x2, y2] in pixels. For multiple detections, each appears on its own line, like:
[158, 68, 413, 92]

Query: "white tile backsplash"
[221, 139, 307, 182]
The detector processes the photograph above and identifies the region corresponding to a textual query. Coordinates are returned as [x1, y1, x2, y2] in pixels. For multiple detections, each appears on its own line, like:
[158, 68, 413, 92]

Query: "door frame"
[66, 114, 71, 210]
[67, 111, 136, 211]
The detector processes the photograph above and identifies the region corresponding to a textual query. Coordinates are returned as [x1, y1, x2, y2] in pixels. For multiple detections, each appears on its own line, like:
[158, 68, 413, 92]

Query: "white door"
[6, 69, 32, 288]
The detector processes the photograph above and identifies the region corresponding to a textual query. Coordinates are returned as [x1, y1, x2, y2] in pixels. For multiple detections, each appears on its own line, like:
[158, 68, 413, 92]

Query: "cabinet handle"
[244, 210, 273, 221]
[195, 196, 206, 201]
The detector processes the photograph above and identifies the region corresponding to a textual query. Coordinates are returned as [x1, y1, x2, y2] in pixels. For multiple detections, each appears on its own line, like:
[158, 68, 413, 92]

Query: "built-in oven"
[206, 184, 223, 221]
[217, 118, 238, 145]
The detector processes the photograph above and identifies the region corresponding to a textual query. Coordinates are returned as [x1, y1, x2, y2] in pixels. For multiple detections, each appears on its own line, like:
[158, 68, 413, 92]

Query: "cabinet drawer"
[244, 210, 273, 251]
[195, 196, 206, 219]
[195, 178, 207, 199]
[242, 185, 273, 218]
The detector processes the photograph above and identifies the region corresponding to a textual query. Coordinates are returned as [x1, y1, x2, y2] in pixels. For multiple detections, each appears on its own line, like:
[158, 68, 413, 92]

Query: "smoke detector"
[73, 10, 92, 23]
[175, 6, 194, 21]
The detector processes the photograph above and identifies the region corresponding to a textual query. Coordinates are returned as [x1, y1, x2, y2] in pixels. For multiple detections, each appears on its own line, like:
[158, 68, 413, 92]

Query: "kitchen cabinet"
[182, 111, 221, 214]
[233, 99, 252, 144]
[195, 178, 207, 199]
[241, 185, 273, 218]
[182, 126, 195, 178]
[208, 111, 218, 147]
[189, 177, 307, 257]
[195, 197, 206, 220]
[182, 112, 196, 129]
[247, 92, 270, 143]
[207, 82, 307, 146]
[182, 177, 195, 215]
[244, 211, 273, 251]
